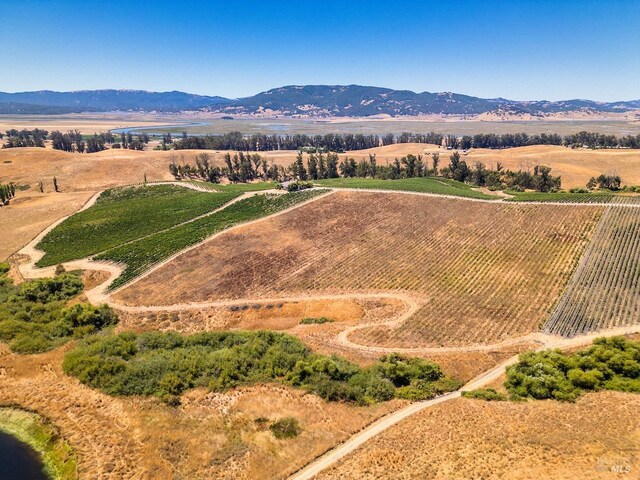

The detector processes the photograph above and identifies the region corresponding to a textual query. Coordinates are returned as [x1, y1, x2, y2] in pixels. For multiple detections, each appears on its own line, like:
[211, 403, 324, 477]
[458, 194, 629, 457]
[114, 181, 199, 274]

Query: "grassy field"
[314, 177, 496, 199]
[115, 191, 602, 346]
[98, 190, 325, 289]
[37, 185, 239, 266]
[544, 206, 640, 337]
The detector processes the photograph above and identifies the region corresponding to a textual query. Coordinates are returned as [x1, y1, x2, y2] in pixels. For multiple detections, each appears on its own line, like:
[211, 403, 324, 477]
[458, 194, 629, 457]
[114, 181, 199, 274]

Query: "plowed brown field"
[115, 191, 603, 347]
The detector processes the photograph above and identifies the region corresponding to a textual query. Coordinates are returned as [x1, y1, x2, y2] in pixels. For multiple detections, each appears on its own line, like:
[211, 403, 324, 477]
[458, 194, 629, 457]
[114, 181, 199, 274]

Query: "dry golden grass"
[316, 391, 640, 479]
[0, 342, 400, 479]
[467, 145, 640, 189]
[0, 191, 94, 261]
[116, 299, 365, 334]
[116, 191, 602, 347]
[4, 143, 639, 195]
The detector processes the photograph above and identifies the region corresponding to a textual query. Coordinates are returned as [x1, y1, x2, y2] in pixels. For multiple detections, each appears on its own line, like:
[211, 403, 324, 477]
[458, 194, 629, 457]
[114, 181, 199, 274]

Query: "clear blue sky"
[1, 0, 638, 101]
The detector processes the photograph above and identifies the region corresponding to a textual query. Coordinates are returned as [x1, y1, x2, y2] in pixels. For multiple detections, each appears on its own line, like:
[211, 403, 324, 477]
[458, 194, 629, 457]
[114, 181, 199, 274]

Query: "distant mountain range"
[1, 85, 639, 117]
[0, 90, 231, 114]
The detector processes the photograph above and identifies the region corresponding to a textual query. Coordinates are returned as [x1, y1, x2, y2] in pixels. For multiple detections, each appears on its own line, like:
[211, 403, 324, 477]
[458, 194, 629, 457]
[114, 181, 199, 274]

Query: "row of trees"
[457, 132, 640, 150]
[169, 130, 640, 152]
[170, 149, 561, 192]
[173, 131, 384, 152]
[169, 152, 284, 183]
[0, 183, 16, 205]
[587, 174, 622, 190]
[49, 130, 150, 153]
[4, 127, 640, 152]
[1, 129, 48, 148]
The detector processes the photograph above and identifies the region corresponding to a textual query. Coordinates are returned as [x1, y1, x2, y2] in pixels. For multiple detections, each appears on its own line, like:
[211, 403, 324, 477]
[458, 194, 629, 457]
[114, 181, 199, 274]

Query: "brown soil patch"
[116, 192, 602, 347]
[116, 299, 364, 334]
[317, 391, 640, 479]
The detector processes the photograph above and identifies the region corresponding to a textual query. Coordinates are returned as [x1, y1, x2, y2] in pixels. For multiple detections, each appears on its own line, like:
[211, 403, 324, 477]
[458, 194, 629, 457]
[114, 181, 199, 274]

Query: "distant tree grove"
[172, 130, 640, 152]
[3, 128, 640, 152]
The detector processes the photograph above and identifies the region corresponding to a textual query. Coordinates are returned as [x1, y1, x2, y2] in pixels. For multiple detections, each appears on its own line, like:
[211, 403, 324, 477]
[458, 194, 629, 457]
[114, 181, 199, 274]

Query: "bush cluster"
[461, 388, 506, 401]
[505, 336, 640, 402]
[299, 317, 333, 325]
[0, 265, 117, 353]
[269, 417, 301, 439]
[63, 331, 457, 405]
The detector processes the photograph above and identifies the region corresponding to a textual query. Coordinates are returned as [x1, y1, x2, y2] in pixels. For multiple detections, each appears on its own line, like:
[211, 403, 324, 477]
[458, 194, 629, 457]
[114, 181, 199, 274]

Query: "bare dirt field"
[316, 391, 640, 479]
[0, 113, 176, 134]
[0, 343, 400, 479]
[114, 191, 602, 347]
[0, 191, 94, 261]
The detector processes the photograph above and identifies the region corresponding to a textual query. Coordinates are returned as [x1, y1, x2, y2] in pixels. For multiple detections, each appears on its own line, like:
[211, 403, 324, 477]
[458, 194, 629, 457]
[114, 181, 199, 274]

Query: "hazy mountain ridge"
[0, 90, 231, 113]
[0, 85, 638, 117]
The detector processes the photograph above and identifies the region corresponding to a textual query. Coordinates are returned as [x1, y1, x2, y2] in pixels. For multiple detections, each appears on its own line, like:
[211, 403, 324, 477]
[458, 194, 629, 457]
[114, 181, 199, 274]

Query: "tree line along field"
[544, 205, 640, 337]
[114, 191, 603, 347]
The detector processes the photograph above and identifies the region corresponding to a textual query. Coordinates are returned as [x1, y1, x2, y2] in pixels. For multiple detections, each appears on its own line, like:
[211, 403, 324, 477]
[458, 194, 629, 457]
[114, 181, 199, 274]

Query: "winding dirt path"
[288, 321, 640, 480]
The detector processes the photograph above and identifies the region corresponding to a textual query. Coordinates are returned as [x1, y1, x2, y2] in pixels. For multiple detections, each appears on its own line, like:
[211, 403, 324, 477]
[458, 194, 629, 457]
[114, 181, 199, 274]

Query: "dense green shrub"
[505, 336, 640, 402]
[462, 388, 507, 401]
[269, 417, 301, 439]
[63, 331, 457, 405]
[0, 269, 117, 353]
[299, 317, 333, 325]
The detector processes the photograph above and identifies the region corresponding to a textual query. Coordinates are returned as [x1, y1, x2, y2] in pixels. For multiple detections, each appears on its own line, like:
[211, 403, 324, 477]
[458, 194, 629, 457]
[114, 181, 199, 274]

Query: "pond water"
[0, 431, 48, 480]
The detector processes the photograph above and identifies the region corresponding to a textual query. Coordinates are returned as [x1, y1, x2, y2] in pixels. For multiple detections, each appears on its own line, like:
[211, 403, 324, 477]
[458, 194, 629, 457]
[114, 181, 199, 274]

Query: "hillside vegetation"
[506, 337, 640, 401]
[0, 264, 116, 353]
[63, 330, 459, 405]
[37, 185, 238, 266]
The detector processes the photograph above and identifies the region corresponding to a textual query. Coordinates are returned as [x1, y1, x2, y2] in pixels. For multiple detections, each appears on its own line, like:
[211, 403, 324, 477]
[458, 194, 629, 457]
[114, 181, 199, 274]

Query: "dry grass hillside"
[341, 143, 640, 188]
[0, 343, 400, 479]
[0, 191, 94, 261]
[316, 392, 640, 479]
[467, 145, 640, 189]
[3, 143, 639, 193]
